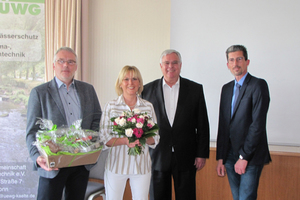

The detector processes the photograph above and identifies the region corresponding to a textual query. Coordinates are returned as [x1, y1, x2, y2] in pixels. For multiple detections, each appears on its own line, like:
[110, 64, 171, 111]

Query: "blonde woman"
[99, 65, 160, 200]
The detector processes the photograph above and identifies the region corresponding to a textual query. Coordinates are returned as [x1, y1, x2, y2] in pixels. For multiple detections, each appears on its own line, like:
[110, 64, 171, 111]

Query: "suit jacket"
[26, 78, 102, 178]
[216, 73, 271, 165]
[141, 76, 209, 171]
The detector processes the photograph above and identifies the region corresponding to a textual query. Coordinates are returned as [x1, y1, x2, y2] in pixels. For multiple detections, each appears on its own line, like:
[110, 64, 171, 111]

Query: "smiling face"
[227, 51, 250, 81]
[160, 52, 182, 86]
[120, 71, 140, 98]
[53, 50, 77, 86]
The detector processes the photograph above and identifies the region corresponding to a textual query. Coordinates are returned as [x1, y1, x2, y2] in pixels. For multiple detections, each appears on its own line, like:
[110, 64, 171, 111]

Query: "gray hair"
[226, 45, 248, 61]
[159, 49, 182, 64]
[53, 46, 77, 63]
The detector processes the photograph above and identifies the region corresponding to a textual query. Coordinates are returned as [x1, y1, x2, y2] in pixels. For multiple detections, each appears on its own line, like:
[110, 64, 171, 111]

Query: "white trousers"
[104, 170, 151, 200]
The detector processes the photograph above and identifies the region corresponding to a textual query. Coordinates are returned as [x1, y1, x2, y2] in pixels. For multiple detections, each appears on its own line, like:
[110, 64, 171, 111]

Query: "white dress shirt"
[162, 78, 180, 127]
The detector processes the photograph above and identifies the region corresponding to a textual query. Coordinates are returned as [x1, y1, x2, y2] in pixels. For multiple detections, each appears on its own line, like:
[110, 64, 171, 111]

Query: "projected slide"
[0, 1, 45, 199]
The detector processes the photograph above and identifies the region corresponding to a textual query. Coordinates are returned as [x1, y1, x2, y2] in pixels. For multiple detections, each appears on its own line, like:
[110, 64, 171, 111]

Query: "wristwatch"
[239, 155, 244, 160]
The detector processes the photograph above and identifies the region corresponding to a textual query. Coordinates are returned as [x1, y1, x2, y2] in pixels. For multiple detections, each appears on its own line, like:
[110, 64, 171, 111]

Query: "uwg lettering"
[0, 0, 44, 15]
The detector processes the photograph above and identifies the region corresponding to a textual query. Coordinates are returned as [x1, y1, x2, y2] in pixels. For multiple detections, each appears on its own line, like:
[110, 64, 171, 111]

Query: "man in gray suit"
[26, 47, 102, 200]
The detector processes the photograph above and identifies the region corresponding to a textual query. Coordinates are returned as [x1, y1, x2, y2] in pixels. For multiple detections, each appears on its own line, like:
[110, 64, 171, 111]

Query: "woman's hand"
[126, 138, 141, 148]
[106, 137, 141, 147]
[146, 137, 155, 145]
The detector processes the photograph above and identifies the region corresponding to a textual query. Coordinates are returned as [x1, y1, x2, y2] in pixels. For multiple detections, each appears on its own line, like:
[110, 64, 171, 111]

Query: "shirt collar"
[55, 76, 75, 88]
[117, 94, 143, 107]
[235, 72, 248, 86]
[162, 77, 180, 88]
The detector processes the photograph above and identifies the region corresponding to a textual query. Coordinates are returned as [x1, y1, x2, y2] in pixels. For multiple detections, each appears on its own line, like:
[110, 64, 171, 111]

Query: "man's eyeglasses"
[228, 57, 244, 63]
[56, 59, 77, 66]
[162, 61, 180, 66]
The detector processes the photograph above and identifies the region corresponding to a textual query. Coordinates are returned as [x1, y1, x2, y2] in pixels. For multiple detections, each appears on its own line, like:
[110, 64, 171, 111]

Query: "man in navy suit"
[142, 49, 210, 200]
[216, 45, 271, 200]
[26, 47, 102, 200]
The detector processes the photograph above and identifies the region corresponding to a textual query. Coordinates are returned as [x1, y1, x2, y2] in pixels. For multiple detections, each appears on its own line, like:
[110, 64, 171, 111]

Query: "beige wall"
[82, 0, 300, 153]
[85, 0, 171, 107]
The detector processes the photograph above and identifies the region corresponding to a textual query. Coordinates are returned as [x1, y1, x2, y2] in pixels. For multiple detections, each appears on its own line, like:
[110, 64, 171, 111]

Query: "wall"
[171, 0, 300, 147]
[86, 0, 300, 152]
[85, 1, 300, 199]
[120, 148, 300, 200]
[87, 0, 171, 107]
[195, 148, 300, 200]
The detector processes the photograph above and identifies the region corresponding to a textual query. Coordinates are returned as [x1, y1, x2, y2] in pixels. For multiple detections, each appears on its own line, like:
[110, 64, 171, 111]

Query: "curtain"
[45, 0, 82, 81]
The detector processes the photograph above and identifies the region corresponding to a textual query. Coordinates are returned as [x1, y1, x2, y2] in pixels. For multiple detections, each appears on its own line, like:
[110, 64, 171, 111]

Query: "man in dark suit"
[142, 49, 210, 200]
[26, 47, 102, 200]
[216, 45, 271, 200]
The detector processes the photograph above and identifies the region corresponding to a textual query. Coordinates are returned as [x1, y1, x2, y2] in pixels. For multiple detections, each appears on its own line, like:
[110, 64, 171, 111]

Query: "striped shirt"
[99, 94, 160, 175]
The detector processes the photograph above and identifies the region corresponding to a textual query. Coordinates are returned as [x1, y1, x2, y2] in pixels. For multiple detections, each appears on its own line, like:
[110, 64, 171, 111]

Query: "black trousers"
[150, 153, 197, 200]
[37, 166, 89, 200]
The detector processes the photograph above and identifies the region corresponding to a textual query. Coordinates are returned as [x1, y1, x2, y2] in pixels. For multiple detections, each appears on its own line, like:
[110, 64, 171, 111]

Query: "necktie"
[232, 83, 241, 116]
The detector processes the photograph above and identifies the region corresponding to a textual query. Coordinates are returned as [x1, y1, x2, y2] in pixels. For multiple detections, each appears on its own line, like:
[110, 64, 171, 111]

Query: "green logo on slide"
[0, 0, 44, 15]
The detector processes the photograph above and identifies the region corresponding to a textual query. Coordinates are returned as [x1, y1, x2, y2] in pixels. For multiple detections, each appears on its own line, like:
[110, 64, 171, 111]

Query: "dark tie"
[232, 83, 241, 116]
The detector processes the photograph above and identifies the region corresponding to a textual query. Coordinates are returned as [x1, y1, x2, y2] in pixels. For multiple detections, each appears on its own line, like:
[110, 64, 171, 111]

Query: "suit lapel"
[74, 80, 85, 119]
[232, 74, 252, 117]
[173, 77, 188, 125]
[223, 81, 234, 121]
[48, 78, 66, 120]
[155, 77, 172, 128]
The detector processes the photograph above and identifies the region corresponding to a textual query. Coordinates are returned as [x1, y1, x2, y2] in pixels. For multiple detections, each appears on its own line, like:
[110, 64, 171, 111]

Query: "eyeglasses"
[56, 59, 77, 65]
[123, 78, 139, 82]
[228, 57, 244, 63]
[162, 61, 180, 66]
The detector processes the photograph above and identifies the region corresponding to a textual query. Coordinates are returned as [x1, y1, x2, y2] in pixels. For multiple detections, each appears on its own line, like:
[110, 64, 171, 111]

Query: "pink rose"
[136, 118, 144, 124]
[127, 117, 136, 123]
[133, 128, 144, 138]
[147, 123, 153, 128]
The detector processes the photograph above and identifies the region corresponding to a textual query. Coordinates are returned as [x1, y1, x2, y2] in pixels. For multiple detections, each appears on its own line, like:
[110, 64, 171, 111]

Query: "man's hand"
[36, 156, 58, 171]
[234, 159, 248, 175]
[216, 159, 226, 177]
[194, 157, 206, 171]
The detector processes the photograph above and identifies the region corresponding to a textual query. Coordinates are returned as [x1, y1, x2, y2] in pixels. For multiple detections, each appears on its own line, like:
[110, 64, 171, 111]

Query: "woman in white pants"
[99, 66, 160, 200]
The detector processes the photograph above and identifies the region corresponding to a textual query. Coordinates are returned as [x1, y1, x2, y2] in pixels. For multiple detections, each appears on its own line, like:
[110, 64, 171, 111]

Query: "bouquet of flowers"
[34, 118, 102, 156]
[110, 109, 159, 156]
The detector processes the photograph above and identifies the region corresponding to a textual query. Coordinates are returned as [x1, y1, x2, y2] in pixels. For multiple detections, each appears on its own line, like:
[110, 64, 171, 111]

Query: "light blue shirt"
[55, 77, 81, 127]
[231, 72, 248, 114]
